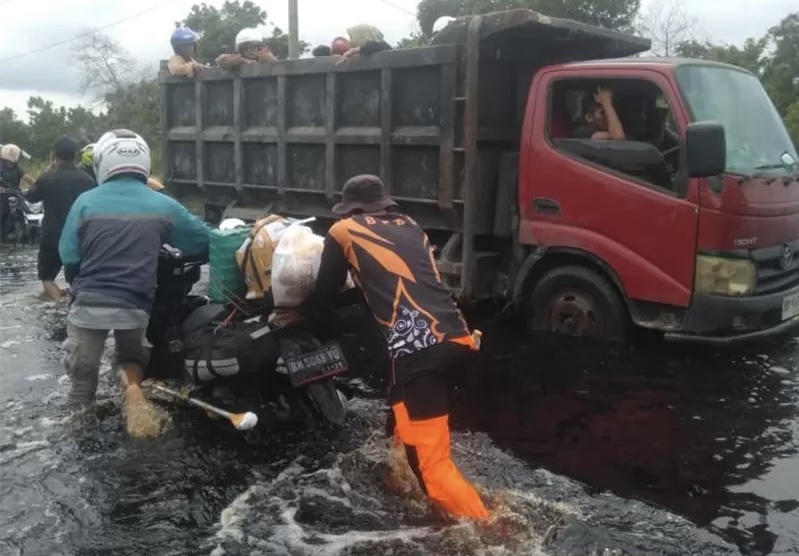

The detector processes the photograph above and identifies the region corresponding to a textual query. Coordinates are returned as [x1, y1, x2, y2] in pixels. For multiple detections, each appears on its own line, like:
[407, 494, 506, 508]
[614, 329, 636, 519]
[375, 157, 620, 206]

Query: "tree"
[784, 101, 799, 149]
[181, 0, 306, 61]
[71, 33, 133, 97]
[674, 38, 768, 75]
[761, 13, 799, 116]
[637, 0, 698, 56]
[413, 0, 642, 39]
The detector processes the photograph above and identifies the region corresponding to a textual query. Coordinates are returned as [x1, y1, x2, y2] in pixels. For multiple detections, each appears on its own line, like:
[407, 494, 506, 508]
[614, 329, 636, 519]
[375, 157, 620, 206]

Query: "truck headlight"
[694, 255, 756, 296]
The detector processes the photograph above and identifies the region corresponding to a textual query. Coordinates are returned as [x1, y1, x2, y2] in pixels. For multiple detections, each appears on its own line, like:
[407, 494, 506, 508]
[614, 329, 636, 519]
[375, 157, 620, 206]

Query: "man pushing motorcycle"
[303, 174, 489, 520]
[58, 129, 210, 435]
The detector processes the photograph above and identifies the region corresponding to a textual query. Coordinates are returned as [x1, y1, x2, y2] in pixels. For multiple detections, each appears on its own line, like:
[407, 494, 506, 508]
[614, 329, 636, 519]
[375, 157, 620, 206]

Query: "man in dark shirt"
[26, 136, 96, 301]
[303, 174, 488, 520]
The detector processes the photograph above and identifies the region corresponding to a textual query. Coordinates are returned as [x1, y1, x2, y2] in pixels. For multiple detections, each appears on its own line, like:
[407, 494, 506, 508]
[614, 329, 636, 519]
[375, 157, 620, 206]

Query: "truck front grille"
[752, 239, 799, 295]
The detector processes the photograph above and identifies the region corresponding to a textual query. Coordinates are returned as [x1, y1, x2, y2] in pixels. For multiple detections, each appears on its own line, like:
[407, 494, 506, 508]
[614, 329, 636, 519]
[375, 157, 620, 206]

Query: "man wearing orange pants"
[303, 174, 488, 519]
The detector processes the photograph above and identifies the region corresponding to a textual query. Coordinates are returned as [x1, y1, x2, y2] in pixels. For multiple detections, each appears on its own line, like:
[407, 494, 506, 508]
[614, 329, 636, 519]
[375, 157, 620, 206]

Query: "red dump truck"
[159, 9, 799, 344]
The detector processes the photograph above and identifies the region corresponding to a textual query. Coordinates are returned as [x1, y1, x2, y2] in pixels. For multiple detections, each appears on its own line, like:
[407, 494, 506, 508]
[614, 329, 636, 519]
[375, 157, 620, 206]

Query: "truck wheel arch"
[513, 247, 631, 316]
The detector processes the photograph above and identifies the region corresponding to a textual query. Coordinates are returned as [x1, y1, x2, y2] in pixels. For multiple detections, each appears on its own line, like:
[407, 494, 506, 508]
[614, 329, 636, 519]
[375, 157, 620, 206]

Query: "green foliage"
[414, 0, 641, 38]
[785, 101, 799, 150]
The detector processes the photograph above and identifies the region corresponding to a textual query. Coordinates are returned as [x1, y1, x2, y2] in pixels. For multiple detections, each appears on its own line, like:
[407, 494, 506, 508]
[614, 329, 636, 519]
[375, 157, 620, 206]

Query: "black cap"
[53, 135, 78, 162]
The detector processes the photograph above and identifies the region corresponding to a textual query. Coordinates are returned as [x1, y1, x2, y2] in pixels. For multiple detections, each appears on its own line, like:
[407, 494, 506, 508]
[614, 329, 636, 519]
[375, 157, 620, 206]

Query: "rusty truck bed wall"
[159, 46, 515, 232]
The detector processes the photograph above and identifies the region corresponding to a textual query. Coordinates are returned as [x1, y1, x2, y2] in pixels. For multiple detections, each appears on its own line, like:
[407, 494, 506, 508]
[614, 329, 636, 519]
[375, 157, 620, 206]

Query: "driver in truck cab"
[582, 86, 626, 141]
[58, 129, 210, 411]
[167, 26, 205, 78]
[216, 28, 278, 71]
[303, 174, 489, 520]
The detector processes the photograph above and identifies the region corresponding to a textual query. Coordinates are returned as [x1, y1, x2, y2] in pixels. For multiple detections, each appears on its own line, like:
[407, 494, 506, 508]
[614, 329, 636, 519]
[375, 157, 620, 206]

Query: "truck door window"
[547, 79, 681, 195]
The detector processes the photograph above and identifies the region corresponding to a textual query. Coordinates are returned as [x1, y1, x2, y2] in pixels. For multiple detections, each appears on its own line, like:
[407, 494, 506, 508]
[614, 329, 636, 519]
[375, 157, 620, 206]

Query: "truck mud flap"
[303, 381, 347, 425]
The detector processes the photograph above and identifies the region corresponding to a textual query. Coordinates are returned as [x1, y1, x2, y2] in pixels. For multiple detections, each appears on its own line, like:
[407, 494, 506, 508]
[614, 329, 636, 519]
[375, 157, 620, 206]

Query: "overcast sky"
[0, 0, 795, 121]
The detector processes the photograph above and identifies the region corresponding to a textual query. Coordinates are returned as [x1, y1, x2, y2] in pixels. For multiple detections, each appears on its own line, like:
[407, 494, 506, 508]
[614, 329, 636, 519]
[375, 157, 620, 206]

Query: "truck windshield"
[675, 64, 798, 177]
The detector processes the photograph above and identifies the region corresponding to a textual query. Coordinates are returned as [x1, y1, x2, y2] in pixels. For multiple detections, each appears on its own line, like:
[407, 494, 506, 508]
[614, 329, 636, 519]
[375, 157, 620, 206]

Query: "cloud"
[0, 0, 795, 117]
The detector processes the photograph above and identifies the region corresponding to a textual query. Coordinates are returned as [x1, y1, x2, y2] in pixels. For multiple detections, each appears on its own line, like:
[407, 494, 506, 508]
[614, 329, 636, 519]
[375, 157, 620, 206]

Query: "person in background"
[79, 143, 96, 181]
[24, 136, 96, 301]
[583, 86, 625, 140]
[312, 45, 332, 57]
[1, 143, 35, 190]
[216, 28, 278, 71]
[335, 25, 391, 64]
[58, 129, 210, 411]
[432, 15, 456, 38]
[167, 26, 204, 78]
[78, 141, 165, 192]
[331, 36, 350, 56]
[1, 143, 35, 240]
[302, 174, 489, 520]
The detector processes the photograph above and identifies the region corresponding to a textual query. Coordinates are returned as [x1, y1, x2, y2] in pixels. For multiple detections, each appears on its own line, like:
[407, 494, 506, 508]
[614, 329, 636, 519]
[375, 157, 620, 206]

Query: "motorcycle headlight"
[694, 255, 756, 296]
[24, 201, 42, 213]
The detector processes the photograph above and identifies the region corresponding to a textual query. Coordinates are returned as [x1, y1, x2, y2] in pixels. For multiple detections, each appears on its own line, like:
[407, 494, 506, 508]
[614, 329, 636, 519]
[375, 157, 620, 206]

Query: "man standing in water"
[303, 174, 489, 520]
[59, 129, 209, 431]
[25, 136, 95, 301]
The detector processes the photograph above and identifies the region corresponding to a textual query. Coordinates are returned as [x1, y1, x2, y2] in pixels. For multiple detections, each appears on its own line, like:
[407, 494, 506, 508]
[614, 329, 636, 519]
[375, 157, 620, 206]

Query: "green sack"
[208, 227, 251, 303]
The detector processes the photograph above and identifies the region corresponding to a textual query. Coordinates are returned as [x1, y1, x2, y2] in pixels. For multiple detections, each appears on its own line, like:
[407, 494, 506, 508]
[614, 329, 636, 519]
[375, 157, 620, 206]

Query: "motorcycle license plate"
[285, 344, 348, 386]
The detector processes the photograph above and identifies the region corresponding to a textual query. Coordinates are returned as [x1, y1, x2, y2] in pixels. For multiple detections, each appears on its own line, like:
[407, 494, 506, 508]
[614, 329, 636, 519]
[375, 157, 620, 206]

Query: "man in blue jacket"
[59, 128, 210, 411]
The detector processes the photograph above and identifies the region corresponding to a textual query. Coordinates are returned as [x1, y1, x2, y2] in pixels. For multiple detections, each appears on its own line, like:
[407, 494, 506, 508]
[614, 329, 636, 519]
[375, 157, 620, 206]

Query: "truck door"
[519, 69, 699, 309]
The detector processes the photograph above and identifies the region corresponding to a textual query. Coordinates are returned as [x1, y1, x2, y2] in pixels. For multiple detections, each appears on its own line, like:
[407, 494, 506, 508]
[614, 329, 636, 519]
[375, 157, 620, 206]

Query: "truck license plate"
[781, 292, 799, 321]
[285, 344, 348, 387]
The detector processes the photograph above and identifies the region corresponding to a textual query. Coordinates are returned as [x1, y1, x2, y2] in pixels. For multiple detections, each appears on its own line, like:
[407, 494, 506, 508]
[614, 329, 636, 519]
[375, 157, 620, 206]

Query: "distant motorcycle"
[0, 186, 42, 244]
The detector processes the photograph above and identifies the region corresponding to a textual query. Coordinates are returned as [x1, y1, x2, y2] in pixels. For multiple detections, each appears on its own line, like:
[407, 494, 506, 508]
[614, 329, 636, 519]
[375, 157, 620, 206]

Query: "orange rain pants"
[387, 343, 489, 519]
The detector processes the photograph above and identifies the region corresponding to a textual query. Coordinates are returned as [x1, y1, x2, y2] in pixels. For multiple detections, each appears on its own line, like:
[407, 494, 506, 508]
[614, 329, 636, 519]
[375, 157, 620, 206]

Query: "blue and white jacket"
[59, 177, 210, 312]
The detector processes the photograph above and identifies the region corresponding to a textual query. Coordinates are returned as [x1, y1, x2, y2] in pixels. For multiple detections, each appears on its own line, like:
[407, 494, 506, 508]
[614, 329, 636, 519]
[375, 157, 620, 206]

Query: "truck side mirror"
[685, 121, 726, 178]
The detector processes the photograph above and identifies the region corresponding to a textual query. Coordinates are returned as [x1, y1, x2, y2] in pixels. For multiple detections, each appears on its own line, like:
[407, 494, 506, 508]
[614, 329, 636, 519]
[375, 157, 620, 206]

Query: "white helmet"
[432, 16, 456, 34]
[0, 143, 22, 164]
[235, 28, 264, 51]
[93, 129, 151, 184]
[218, 217, 247, 230]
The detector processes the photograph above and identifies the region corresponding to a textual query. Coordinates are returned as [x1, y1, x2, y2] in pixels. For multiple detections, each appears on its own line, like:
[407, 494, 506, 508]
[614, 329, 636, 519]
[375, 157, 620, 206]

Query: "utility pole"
[288, 0, 299, 59]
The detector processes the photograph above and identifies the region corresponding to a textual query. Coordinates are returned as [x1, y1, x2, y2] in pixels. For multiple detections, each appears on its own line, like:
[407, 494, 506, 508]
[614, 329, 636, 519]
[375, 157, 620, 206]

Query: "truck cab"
[517, 57, 799, 343]
[159, 9, 799, 345]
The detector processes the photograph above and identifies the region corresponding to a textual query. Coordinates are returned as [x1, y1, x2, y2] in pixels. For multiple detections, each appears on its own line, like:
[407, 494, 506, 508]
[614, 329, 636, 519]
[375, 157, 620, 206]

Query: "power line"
[0, 0, 174, 63]
[372, 0, 415, 17]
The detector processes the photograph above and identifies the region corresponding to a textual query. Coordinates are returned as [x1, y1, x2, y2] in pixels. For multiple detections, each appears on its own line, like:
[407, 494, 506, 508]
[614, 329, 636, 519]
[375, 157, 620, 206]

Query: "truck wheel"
[526, 265, 628, 340]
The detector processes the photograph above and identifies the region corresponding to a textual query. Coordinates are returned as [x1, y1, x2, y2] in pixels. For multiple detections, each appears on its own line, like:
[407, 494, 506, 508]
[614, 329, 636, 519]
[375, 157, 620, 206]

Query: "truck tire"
[526, 265, 628, 340]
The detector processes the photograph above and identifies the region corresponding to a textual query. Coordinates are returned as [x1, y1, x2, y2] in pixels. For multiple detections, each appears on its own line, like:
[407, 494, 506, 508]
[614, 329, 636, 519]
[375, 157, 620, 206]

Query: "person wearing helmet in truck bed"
[335, 24, 391, 64]
[167, 26, 205, 78]
[302, 174, 489, 520]
[216, 28, 278, 71]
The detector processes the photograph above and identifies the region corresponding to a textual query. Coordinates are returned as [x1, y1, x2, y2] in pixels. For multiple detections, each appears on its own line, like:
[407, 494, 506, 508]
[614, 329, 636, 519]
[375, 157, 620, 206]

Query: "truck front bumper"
[664, 283, 799, 346]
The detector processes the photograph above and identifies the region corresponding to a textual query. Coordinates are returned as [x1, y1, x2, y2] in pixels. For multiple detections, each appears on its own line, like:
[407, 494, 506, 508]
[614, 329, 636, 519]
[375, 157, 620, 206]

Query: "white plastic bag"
[271, 224, 355, 307]
[271, 225, 326, 307]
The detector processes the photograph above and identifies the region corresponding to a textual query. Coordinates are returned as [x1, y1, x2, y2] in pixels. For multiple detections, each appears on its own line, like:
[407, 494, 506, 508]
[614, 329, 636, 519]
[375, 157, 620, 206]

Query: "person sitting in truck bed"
[581, 86, 626, 141]
[216, 28, 278, 71]
[335, 24, 391, 64]
[167, 27, 204, 78]
[312, 45, 332, 57]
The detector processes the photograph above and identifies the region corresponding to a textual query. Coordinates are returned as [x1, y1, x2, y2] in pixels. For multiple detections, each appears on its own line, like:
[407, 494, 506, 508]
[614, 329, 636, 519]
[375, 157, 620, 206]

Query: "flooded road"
[0, 243, 796, 555]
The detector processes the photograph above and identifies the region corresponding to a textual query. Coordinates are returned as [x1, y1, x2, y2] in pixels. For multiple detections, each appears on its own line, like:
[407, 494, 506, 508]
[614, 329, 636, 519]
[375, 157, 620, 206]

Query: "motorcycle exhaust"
[150, 383, 259, 431]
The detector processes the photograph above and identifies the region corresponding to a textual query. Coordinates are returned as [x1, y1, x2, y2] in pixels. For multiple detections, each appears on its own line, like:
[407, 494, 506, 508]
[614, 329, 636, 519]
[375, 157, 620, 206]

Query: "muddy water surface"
[1, 243, 796, 555]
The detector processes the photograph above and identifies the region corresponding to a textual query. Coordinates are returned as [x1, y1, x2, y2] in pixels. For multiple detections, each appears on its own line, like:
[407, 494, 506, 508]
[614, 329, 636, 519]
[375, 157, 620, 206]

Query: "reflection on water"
[451, 322, 799, 556]
[1, 243, 796, 555]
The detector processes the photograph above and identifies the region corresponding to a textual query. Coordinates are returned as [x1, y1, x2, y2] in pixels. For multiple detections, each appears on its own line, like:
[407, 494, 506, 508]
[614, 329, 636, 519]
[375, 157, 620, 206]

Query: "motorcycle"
[144, 244, 359, 429]
[0, 186, 42, 244]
